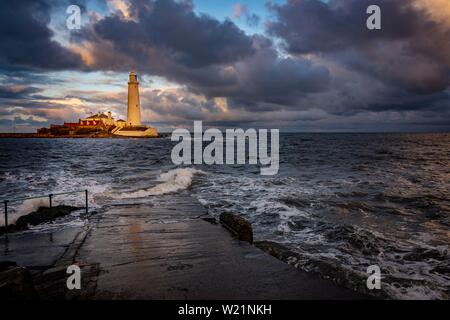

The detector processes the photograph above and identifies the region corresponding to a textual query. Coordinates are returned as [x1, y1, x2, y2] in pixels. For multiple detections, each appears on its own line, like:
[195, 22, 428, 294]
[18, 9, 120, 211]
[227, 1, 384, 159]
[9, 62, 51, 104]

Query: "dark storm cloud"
[175, 37, 331, 109]
[91, 0, 254, 68]
[267, 0, 424, 53]
[230, 43, 330, 106]
[0, 85, 42, 99]
[267, 0, 450, 94]
[0, 0, 83, 70]
[364, 91, 450, 113]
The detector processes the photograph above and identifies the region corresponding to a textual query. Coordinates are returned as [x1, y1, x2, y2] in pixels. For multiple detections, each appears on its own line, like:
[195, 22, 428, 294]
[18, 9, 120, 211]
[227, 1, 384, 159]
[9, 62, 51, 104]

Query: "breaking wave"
[191, 172, 450, 299]
[116, 168, 205, 198]
[0, 198, 50, 227]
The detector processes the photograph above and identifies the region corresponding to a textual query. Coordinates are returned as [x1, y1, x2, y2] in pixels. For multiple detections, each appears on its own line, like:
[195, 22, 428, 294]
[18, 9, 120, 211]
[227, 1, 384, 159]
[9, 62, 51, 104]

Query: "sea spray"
[115, 168, 206, 198]
[0, 198, 49, 227]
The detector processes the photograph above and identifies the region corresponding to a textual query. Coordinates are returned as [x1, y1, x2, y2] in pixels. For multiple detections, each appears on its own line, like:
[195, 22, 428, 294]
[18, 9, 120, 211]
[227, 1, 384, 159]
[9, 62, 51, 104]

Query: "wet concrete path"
[1, 193, 364, 299]
[72, 194, 363, 299]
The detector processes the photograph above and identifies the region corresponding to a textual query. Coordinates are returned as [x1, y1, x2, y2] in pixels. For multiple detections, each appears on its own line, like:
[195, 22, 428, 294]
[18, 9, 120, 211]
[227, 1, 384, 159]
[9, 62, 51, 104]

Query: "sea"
[0, 133, 449, 299]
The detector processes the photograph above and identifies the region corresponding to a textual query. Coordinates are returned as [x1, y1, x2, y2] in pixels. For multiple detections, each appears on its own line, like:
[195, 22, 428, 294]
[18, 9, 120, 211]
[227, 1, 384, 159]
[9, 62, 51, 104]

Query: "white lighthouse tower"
[113, 70, 158, 137]
[127, 70, 141, 126]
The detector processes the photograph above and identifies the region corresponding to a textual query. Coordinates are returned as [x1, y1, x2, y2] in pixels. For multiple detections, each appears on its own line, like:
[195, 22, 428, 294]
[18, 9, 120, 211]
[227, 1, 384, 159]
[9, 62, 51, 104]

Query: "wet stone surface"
[74, 194, 363, 299]
[1, 194, 365, 299]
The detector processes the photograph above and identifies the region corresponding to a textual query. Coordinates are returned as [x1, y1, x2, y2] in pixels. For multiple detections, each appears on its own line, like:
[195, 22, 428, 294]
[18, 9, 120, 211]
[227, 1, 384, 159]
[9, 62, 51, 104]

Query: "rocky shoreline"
[0, 206, 81, 235]
[0, 133, 169, 139]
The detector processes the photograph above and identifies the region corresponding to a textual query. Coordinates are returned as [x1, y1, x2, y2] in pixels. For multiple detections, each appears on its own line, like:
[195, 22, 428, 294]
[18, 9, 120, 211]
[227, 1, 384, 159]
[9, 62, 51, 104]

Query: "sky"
[0, 0, 449, 132]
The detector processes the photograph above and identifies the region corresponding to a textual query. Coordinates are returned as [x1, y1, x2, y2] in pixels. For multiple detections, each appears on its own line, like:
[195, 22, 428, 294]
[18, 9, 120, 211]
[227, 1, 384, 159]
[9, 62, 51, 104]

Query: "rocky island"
[0, 71, 158, 139]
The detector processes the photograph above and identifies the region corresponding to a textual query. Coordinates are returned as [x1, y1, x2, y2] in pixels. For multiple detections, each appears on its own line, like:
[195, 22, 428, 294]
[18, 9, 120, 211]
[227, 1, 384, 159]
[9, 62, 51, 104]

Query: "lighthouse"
[113, 70, 158, 137]
[127, 70, 141, 126]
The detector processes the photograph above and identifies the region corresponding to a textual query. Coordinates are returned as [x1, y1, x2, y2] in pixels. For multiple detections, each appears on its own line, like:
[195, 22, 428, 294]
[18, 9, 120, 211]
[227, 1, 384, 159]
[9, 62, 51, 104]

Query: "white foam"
[0, 198, 50, 227]
[116, 168, 205, 198]
[17, 198, 49, 216]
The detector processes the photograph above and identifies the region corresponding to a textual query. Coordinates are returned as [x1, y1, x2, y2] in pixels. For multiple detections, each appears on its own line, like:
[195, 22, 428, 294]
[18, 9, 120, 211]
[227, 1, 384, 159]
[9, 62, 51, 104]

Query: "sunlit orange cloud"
[44, 97, 85, 107]
[68, 42, 95, 66]
[138, 87, 323, 124]
[141, 88, 331, 124]
[69, 39, 134, 70]
[19, 106, 81, 122]
[93, 90, 127, 102]
[413, 0, 450, 27]
[139, 88, 224, 122]
[22, 94, 109, 122]
[214, 97, 229, 113]
[106, 0, 137, 21]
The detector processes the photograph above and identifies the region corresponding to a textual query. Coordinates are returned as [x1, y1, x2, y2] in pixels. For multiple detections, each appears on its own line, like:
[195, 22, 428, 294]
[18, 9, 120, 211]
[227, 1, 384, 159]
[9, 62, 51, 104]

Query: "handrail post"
[2, 190, 91, 226]
[85, 190, 88, 215]
[3, 200, 8, 233]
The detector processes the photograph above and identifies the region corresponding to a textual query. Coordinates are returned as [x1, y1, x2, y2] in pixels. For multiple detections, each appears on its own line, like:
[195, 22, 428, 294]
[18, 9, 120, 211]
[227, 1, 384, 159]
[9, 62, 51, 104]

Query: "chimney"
[108, 111, 112, 119]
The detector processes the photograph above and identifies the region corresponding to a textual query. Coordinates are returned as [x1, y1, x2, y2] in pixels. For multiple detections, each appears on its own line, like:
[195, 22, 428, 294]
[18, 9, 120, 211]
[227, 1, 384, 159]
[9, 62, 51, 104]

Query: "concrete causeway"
[1, 193, 364, 299]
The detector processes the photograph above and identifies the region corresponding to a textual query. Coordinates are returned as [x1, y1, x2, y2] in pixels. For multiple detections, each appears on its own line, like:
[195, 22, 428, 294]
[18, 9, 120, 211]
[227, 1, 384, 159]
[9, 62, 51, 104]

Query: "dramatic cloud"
[0, 85, 42, 99]
[227, 41, 330, 108]
[83, 0, 254, 68]
[105, 0, 135, 21]
[0, 0, 83, 71]
[267, 0, 450, 94]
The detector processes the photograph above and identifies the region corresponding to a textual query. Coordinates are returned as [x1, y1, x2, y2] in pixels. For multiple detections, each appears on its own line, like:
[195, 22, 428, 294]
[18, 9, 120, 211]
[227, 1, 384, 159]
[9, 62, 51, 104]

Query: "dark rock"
[0, 266, 38, 300]
[15, 205, 80, 230]
[254, 240, 293, 261]
[201, 215, 217, 224]
[219, 212, 253, 244]
[255, 241, 383, 299]
[0, 205, 81, 236]
[255, 241, 343, 279]
[0, 261, 17, 271]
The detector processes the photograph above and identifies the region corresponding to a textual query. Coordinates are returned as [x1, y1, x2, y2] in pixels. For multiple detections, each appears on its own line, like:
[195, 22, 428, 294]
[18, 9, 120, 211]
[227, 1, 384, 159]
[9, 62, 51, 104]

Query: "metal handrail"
[2, 190, 89, 233]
